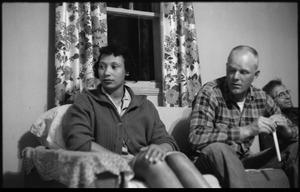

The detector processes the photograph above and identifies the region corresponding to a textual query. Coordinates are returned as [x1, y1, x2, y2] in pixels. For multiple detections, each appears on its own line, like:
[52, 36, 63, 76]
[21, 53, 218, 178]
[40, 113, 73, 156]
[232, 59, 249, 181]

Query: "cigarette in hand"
[273, 123, 281, 162]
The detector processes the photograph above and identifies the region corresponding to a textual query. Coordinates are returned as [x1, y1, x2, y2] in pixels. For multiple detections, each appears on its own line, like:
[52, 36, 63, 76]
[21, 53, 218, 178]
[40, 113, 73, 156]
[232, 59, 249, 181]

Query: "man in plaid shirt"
[189, 45, 298, 188]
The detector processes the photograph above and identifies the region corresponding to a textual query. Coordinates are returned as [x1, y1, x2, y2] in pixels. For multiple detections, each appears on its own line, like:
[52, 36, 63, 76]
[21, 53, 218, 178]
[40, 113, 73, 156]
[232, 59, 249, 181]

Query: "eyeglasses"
[275, 90, 291, 99]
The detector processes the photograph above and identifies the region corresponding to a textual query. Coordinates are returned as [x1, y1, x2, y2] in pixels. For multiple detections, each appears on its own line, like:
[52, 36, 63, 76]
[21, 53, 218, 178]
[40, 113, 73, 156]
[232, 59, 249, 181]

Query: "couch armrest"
[22, 146, 134, 188]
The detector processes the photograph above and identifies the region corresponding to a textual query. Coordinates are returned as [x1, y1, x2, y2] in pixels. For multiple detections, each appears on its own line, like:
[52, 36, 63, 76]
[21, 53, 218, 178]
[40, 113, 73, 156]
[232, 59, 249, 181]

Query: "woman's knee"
[133, 151, 171, 177]
[165, 152, 191, 168]
[166, 151, 189, 162]
[132, 152, 184, 187]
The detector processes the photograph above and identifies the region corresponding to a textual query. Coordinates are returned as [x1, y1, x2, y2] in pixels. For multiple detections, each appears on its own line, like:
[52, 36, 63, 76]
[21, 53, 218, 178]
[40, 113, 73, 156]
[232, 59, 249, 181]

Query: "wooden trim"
[160, 3, 165, 91]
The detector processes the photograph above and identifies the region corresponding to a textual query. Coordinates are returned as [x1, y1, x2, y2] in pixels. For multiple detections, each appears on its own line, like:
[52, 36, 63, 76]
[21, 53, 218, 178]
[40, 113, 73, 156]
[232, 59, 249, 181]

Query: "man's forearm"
[239, 124, 259, 140]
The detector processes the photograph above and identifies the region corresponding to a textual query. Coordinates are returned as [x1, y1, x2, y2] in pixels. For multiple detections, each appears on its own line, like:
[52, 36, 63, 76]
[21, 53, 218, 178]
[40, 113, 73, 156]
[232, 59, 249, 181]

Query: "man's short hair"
[262, 78, 283, 97]
[227, 45, 259, 68]
[230, 45, 258, 58]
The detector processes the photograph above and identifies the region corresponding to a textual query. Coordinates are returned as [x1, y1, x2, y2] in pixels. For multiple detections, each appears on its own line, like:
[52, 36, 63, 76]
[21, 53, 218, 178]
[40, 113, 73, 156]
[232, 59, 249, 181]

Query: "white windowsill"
[107, 7, 160, 19]
[125, 81, 161, 96]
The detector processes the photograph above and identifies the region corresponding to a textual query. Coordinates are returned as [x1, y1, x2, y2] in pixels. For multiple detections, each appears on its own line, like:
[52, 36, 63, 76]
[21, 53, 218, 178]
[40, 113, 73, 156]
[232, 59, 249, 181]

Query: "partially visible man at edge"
[263, 78, 298, 126]
[188, 45, 298, 188]
[258, 78, 299, 164]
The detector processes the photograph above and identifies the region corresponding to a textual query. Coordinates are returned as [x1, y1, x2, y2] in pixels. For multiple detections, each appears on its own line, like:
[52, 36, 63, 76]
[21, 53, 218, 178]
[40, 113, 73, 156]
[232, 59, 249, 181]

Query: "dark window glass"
[133, 3, 153, 11]
[107, 15, 155, 81]
[106, 2, 129, 9]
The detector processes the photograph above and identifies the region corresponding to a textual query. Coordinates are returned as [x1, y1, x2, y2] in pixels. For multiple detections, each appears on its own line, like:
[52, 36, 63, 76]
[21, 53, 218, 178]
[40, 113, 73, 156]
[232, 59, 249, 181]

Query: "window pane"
[133, 3, 153, 12]
[107, 15, 155, 81]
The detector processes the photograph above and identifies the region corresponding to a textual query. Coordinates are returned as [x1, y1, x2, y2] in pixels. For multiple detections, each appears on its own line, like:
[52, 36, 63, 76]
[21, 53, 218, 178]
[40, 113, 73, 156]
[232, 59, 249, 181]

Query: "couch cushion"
[156, 107, 192, 155]
[246, 169, 290, 188]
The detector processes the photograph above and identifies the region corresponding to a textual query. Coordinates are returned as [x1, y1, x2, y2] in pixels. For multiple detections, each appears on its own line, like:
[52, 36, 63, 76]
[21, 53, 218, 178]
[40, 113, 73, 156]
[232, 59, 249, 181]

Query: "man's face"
[98, 54, 126, 93]
[226, 51, 260, 101]
[272, 85, 293, 109]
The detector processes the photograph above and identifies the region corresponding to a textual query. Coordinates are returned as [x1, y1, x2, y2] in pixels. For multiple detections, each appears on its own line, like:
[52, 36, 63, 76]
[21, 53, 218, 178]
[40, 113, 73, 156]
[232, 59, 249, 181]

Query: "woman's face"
[97, 54, 126, 94]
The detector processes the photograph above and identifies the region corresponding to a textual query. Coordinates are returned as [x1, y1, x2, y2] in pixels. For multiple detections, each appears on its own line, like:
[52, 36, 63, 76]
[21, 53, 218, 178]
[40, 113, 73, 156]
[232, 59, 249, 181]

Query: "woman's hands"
[139, 143, 173, 164]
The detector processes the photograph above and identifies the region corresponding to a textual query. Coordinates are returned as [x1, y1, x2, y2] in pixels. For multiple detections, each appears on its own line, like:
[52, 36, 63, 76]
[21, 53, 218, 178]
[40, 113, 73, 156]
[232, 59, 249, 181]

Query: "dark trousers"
[193, 141, 298, 188]
[242, 141, 298, 188]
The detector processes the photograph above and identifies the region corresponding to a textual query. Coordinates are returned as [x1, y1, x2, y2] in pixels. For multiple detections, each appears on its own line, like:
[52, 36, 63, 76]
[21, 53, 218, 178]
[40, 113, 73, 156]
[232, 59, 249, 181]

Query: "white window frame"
[107, 3, 163, 99]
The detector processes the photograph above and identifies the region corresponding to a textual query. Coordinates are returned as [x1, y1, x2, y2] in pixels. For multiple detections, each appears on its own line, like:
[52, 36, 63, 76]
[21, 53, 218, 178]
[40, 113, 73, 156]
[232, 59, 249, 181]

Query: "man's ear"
[253, 70, 260, 82]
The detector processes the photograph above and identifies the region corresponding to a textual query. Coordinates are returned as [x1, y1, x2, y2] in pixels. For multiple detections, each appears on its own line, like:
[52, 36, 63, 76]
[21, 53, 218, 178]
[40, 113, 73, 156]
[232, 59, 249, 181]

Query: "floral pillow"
[30, 104, 72, 149]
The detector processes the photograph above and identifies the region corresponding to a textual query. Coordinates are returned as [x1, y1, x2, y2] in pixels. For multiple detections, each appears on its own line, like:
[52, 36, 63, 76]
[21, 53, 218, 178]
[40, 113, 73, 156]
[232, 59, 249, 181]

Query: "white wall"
[2, 3, 51, 187]
[193, 2, 298, 107]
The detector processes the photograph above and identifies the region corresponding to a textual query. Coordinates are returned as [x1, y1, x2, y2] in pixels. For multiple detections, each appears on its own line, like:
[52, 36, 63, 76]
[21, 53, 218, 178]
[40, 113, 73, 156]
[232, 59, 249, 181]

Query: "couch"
[22, 104, 290, 188]
[156, 106, 290, 188]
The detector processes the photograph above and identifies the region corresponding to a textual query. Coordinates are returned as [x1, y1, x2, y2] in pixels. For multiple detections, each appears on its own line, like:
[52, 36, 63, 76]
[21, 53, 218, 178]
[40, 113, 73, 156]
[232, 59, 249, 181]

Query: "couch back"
[30, 104, 260, 155]
[156, 106, 260, 155]
[156, 106, 192, 155]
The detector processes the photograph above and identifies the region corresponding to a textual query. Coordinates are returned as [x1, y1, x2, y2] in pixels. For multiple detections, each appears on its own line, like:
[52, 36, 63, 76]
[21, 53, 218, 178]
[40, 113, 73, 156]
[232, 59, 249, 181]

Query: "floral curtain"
[55, 2, 107, 106]
[162, 2, 202, 107]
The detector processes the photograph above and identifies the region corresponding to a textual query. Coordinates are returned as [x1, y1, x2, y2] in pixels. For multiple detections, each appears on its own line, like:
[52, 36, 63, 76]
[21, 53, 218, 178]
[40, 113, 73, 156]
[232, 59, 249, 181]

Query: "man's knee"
[193, 143, 236, 173]
[202, 143, 234, 157]
[289, 141, 298, 151]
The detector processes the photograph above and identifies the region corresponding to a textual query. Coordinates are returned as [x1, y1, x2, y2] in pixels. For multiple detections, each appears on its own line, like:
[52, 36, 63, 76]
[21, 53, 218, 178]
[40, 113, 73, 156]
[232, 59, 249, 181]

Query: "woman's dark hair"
[262, 78, 282, 97]
[93, 44, 137, 81]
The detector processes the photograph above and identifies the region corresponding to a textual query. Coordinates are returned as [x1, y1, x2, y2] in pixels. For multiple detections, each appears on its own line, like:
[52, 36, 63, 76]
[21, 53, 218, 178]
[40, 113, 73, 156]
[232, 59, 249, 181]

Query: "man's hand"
[269, 114, 288, 125]
[252, 116, 277, 134]
[270, 114, 292, 139]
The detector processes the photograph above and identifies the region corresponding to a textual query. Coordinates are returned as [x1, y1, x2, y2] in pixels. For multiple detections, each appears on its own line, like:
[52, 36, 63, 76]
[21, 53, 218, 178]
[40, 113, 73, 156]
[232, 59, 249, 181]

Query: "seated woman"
[62, 44, 212, 188]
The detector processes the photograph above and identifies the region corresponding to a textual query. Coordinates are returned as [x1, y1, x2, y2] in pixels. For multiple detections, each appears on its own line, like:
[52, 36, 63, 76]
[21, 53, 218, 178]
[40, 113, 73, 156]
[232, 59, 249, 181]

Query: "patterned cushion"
[29, 104, 72, 149]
